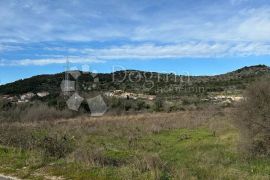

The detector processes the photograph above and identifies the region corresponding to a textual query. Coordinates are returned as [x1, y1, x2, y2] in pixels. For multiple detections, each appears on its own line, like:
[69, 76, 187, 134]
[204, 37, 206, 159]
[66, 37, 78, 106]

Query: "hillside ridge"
[0, 65, 269, 95]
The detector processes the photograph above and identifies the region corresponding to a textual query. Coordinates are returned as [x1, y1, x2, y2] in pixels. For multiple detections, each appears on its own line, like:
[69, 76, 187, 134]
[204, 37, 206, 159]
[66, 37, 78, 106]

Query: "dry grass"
[0, 109, 218, 165]
[0, 109, 218, 137]
[1, 107, 269, 179]
[0, 101, 74, 123]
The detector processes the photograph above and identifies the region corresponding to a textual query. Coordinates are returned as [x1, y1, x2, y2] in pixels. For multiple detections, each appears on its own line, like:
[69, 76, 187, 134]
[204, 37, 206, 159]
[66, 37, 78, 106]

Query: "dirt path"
[0, 174, 20, 180]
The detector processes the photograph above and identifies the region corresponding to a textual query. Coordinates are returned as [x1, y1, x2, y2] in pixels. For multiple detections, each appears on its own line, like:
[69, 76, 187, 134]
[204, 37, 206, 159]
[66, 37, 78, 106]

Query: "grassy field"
[0, 108, 269, 179]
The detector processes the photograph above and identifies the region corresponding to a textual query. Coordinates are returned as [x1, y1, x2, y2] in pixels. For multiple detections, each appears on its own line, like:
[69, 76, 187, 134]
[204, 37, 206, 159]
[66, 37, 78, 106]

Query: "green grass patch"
[0, 127, 269, 179]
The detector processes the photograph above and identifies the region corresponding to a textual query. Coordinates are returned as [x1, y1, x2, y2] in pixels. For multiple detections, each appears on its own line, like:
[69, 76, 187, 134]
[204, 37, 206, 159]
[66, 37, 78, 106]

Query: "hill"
[0, 65, 269, 96]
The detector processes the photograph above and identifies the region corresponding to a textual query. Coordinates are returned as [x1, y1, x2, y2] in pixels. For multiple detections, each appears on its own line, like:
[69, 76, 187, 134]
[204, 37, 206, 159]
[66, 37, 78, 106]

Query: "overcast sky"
[0, 0, 270, 83]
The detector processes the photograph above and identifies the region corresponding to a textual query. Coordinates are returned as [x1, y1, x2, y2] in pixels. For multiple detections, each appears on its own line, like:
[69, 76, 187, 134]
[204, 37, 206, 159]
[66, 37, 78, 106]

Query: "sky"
[1, 0, 270, 84]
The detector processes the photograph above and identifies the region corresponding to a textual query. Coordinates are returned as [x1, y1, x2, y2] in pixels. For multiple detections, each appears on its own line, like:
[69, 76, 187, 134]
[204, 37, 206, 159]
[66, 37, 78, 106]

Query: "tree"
[237, 77, 270, 156]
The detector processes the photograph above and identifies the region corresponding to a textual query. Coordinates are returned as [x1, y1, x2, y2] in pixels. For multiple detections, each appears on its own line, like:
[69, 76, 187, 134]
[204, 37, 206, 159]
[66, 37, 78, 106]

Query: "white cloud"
[1, 0, 270, 43]
[48, 42, 270, 60]
[2, 41, 270, 66]
[0, 43, 23, 52]
[1, 0, 270, 66]
[132, 6, 270, 42]
[235, 8, 270, 41]
[99, 43, 270, 58]
[0, 57, 105, 66]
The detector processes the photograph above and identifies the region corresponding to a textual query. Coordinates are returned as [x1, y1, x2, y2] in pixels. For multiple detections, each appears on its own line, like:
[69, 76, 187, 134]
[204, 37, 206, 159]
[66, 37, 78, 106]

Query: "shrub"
[21, 103, 74, 122]
[38, 134, 75, 160]
[133, 100, 147, 111]
[0, 100, 13, 111]
[73, 146, 107, 166]
[237, 77, 270, 156]
[0, 101, 74, 122]
[131, 153, 166, 179]
[153, 98, 164, 112]
[0, 125, 35, 149]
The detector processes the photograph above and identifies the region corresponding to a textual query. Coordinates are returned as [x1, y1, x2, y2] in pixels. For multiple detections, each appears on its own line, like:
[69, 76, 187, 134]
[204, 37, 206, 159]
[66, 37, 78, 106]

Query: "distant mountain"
[0, 65, 269, 96]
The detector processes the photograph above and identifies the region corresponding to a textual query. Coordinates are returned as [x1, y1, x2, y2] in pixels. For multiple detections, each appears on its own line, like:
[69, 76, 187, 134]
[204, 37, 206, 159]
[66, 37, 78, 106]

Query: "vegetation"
[0, 100, 75, 122]
[0, 65, 269, 96]
[0, 109, 269, 179]
[237, 77, 270, 156]
[0, 65, 269, 179]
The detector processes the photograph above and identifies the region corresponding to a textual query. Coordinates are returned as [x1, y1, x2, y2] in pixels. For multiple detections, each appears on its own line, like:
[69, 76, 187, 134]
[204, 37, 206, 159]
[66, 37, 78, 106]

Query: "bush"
[38, 134, 75, 160]
[133, 100, 148, 111]
[0, 100, 13, 111]
[153, 98, 164, 112]
[0, 101, 74, 122]
[21, 103, 74, 122]
[0, 125, 35, 149]
[0, 126, 75, 160]
[237, 77, 270, 156]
